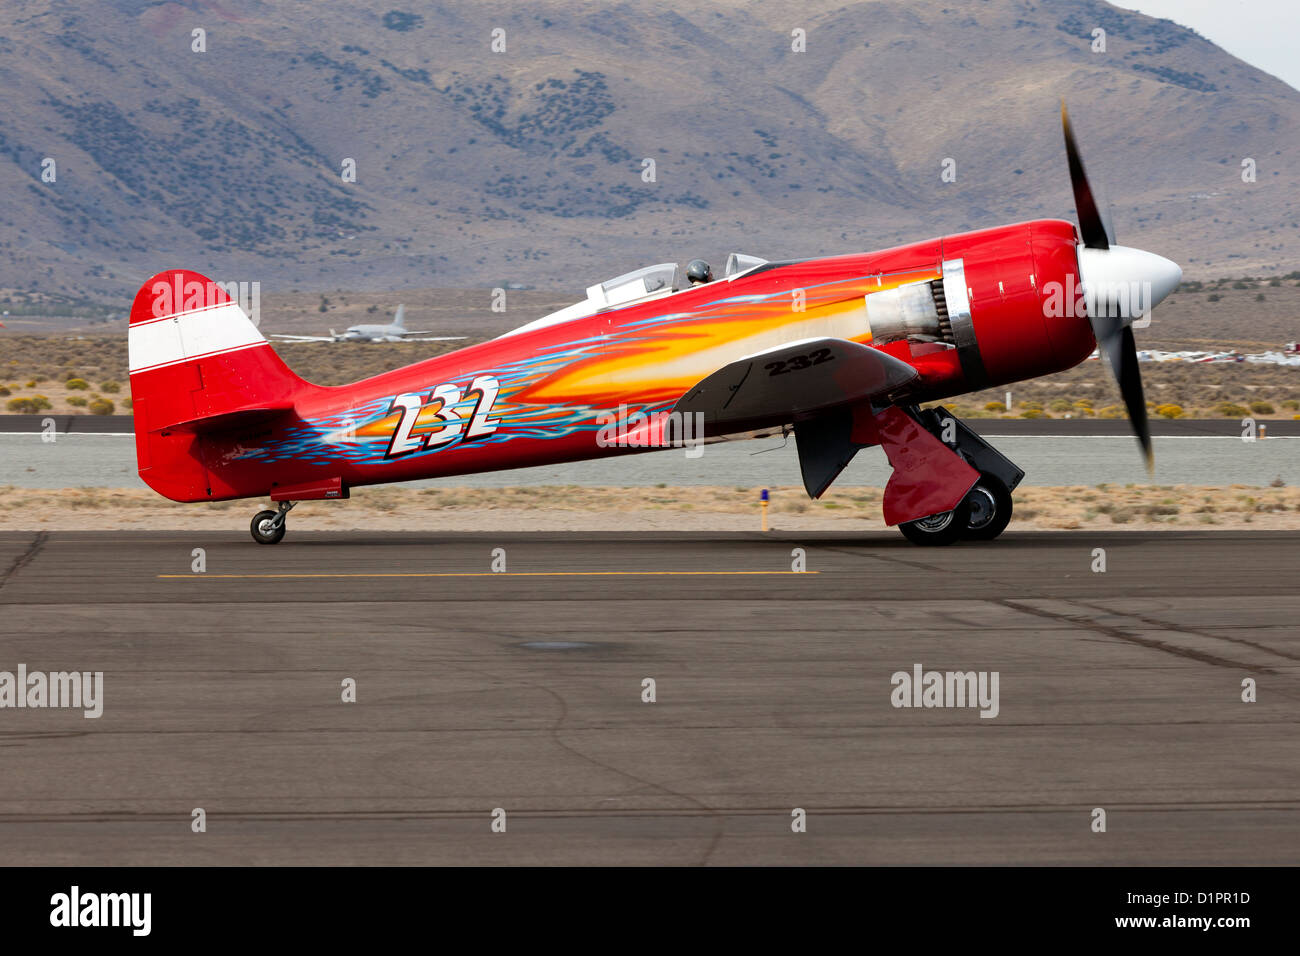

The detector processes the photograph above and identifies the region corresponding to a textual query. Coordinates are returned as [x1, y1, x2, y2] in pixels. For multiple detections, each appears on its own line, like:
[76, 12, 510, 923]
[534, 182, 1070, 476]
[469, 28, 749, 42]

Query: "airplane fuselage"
[339, 324, 405, 342]
[133, 219, 1095, 503]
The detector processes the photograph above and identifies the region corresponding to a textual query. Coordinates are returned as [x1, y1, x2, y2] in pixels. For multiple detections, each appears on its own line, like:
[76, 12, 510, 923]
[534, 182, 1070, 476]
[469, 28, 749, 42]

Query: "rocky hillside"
[0, 0, 1297, 304]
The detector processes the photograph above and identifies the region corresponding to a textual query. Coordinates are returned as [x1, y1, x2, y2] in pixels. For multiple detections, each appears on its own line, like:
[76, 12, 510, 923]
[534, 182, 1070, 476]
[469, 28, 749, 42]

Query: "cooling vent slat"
[930, 279, 955, 344]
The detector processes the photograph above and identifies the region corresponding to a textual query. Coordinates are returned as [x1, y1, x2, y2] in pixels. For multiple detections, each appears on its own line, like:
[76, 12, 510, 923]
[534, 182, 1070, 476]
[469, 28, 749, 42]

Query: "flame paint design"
[234, 266, 937, 468]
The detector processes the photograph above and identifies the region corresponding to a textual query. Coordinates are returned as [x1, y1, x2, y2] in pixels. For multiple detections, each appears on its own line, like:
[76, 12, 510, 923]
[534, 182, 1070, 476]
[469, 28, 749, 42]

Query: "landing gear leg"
[250, 500, 295, 545]
[911, 407, 1025, 544]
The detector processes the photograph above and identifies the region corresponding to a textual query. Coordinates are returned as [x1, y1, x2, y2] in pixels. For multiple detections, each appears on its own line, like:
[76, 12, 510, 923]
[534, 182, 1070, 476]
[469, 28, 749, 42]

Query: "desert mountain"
[0, 0, 1297, 304]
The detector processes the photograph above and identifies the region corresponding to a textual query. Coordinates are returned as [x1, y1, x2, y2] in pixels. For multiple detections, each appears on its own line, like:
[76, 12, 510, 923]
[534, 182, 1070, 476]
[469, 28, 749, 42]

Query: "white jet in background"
[271, 304, 465, 344]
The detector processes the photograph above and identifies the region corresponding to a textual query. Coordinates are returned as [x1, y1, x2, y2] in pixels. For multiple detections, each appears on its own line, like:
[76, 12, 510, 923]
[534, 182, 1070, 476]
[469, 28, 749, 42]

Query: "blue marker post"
[760, 488, 769, 532]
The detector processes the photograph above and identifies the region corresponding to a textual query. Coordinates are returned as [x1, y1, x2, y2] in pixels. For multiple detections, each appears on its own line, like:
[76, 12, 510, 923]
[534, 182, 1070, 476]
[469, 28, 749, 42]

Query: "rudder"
[128, 270, 308, 501]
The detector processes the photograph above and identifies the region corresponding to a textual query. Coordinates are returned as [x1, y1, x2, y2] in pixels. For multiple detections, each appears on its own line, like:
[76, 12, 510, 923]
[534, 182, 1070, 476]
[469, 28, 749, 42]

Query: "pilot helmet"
[685, 259, 713, 285]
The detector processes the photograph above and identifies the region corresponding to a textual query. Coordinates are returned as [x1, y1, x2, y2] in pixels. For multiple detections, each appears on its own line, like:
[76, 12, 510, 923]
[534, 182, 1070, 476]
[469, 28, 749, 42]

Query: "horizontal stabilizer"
[152, 403, 294, 435]
[673, 337, 918, 435]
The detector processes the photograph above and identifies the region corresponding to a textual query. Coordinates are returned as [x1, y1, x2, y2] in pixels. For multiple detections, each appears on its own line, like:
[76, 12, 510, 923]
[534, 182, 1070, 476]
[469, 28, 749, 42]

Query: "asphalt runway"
[0, 530, 1296, 865]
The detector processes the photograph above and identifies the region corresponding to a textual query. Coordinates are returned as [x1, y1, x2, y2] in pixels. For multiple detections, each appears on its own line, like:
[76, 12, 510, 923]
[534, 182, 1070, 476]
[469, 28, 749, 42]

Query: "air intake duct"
[863, 280, 953, 345]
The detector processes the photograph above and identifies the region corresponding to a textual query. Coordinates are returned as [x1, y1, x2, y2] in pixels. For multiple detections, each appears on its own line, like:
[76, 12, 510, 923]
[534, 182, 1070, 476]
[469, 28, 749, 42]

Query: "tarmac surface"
[0, 529, 1296, 865]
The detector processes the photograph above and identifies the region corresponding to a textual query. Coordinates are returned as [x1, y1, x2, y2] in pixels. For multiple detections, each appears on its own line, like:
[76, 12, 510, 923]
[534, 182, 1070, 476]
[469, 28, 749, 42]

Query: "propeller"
[1061, 102, 1180, 473]
[1062, 104, 1112, 253]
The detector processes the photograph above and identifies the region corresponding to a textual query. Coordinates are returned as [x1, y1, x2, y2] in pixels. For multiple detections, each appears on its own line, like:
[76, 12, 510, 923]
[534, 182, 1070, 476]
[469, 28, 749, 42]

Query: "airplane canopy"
[498, 254, 769, 339]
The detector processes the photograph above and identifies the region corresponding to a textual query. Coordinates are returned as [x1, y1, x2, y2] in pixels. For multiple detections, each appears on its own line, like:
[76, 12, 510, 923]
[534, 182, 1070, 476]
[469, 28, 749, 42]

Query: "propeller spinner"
[1061, 102, 1181, 472]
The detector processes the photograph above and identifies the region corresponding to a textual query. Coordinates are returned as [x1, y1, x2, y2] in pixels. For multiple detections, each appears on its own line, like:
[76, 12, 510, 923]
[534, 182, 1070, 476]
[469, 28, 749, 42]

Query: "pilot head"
[685, 259, 714, 286]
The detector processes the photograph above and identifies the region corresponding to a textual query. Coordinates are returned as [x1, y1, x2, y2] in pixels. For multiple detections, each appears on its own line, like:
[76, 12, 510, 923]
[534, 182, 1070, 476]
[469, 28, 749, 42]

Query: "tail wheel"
[898, 498, 971, 547]
[250, 509, 286, 545]
[963, 473, 1013, 541]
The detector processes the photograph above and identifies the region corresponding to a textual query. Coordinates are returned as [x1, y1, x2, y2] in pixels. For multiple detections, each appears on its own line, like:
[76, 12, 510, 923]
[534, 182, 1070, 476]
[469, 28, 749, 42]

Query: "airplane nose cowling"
[1077, 245, 1182, 323]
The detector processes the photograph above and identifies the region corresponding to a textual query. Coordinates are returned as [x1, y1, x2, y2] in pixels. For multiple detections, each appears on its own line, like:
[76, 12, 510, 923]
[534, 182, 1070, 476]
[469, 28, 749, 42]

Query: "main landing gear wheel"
[898, 498, 971, 547]
[963, 473, 1013, 542]
[250, 501, 295, 545]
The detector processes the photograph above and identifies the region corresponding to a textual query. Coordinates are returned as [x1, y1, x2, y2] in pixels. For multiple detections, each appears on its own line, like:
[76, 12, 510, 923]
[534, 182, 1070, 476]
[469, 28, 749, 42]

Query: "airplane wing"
[672, 336, 918, 435]
[673, 337, 980, 515]
[270, 334, 336, 342]
[399, 334, 467, 341]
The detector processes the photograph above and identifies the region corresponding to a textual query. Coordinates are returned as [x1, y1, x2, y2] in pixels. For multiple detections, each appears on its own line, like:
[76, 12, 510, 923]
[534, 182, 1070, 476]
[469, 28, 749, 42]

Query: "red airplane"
[127, 107, 1180, 546]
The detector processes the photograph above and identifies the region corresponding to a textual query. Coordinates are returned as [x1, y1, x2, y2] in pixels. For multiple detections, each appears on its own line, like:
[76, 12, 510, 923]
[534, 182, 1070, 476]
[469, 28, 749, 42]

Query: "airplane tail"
[393, 304, 405, 330]
[128, 269, 310, 501]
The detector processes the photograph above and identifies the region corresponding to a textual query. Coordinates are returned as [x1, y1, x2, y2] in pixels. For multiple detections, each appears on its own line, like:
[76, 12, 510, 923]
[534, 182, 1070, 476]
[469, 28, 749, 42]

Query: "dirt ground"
[2, 483, 1296, 532]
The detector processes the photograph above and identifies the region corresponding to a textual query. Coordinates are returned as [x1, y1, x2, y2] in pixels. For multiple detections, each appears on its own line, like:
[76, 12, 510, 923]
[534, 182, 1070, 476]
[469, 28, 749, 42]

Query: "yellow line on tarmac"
[159, 570, 818, 579]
